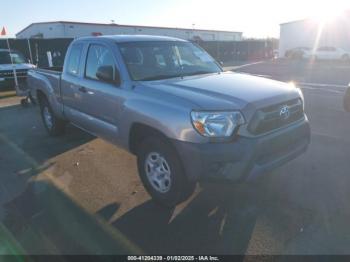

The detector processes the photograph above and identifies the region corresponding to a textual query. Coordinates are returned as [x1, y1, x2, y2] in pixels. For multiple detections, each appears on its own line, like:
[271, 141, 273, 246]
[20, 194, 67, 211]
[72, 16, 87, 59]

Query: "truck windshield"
[0, 51, 27, 65]
[118, 41, 222, 81]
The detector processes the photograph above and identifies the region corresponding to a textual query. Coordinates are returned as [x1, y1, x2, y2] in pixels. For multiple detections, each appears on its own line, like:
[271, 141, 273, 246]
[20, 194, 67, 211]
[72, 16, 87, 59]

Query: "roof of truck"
[76, 35, 188, 43]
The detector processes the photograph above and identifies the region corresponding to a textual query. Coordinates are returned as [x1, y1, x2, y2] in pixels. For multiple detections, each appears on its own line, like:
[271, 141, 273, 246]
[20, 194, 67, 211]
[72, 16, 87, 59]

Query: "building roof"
[77, 35, 187, 43]
[16, 21, 242, 36]
[280, 18, 309, 26]
[281, 10, 350, 26]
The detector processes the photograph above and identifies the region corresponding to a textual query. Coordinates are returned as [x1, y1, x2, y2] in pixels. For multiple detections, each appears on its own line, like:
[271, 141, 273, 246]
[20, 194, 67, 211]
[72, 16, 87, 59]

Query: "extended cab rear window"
[66, 44, 83, 75]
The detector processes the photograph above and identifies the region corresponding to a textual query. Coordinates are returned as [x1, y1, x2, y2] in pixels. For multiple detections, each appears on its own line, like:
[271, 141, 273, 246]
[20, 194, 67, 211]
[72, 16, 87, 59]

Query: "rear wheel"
[39, 96, 66, 136]
[137, 136, 196, 207]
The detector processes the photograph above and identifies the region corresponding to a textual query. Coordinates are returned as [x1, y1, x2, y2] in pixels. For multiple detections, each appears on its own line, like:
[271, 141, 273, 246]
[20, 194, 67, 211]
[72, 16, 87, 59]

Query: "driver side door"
[76, 43, 124, 143]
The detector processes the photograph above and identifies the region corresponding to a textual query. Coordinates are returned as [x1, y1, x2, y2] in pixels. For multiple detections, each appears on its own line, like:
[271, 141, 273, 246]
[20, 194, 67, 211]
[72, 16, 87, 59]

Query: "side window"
[66, 44, 83, 75]
[85, 44, 115, 80]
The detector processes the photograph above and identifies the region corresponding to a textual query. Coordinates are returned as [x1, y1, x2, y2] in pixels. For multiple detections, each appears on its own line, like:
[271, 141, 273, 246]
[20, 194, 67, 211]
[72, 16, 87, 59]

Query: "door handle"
[78, 86, 87, 93]
[78, 86, 94, 95]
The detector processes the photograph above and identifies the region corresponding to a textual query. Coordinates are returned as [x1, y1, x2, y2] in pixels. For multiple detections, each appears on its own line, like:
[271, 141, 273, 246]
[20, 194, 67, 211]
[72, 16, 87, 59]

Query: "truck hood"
[139, 72, 300, 110]
[0, 63, 35, 71]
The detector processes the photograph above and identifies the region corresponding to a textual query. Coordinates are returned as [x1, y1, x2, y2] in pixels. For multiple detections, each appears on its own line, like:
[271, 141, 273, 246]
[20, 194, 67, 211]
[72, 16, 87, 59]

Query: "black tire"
[39, 96, 66, 136]
[29, 93, 37, 105]
[20, 98, 29, 107]
[137, 136, 196, 207]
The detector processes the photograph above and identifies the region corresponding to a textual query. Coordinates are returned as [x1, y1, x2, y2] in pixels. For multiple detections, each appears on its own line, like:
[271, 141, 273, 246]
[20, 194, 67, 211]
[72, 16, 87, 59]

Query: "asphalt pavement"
[1, 60, 350, 255]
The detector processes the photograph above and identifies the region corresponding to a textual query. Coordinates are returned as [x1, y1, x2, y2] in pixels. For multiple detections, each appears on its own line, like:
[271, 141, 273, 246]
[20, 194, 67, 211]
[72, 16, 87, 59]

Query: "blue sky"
[1, 0, 350, 38]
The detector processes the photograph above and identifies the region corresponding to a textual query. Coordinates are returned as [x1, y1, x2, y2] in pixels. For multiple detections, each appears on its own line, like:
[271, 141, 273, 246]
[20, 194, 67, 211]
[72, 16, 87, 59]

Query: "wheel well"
[36, 90, 46, 105]
[129, 123, 168, 155]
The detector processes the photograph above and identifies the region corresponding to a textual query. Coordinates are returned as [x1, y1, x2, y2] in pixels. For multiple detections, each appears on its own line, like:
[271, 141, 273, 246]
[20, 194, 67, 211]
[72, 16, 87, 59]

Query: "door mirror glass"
[96, 65, 121, 85]
[96, 65, 114, 83]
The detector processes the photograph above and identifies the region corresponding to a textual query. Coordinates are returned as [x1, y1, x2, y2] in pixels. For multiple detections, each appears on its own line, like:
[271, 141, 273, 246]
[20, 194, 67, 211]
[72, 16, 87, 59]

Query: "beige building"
[279, 11, 350, 57]
[16, 21, 242, 42]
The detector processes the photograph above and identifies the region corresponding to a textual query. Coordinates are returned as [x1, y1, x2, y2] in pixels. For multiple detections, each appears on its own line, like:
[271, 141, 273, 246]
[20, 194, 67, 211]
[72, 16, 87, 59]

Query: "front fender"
[117, 98, 208, 150]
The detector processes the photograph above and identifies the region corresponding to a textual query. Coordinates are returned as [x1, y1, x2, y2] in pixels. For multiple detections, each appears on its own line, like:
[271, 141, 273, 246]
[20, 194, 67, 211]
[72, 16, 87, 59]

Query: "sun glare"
[307, 2, 349, 56]
[310, 3, 347, 23]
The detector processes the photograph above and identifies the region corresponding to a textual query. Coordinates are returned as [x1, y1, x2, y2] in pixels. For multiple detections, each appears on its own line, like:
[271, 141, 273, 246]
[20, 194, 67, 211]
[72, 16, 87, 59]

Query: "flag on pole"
[1, 26, 6, 36]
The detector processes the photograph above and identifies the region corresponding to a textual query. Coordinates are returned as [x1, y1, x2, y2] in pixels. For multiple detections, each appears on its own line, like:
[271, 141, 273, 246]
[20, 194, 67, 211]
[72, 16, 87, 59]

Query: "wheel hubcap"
[43, 106, 53, 129]
[145, 152, 171, 193]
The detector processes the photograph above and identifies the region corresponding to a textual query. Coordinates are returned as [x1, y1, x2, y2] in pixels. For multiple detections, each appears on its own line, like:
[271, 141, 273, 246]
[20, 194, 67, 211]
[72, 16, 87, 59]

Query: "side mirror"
[96, 65, 121, 86]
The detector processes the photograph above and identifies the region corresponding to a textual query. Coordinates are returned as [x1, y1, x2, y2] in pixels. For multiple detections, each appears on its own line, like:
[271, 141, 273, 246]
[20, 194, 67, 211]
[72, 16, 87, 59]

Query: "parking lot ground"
[233, 59, 350, 87]
[0, 90, 16, 99]
[1, 60, 350, 255]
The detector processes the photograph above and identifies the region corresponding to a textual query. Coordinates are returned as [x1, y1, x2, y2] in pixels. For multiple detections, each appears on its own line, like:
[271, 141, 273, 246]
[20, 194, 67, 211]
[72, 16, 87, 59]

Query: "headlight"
[191, 111, 245, 137]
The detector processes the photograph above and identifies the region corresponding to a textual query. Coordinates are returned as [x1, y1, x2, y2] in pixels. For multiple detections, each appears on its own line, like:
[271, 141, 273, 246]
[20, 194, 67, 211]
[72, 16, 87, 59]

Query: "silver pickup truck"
[27, 35, 310, 206]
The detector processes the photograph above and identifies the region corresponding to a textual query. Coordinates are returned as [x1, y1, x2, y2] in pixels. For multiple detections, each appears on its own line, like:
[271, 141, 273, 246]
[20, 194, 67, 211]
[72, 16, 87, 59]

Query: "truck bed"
[27, 67, 63, 105]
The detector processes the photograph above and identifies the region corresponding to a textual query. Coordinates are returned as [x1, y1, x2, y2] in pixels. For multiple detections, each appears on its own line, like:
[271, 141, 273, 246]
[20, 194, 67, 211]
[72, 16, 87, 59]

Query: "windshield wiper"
[139, 74, 182, 81]
[138, 71, 217, 81]
[182, 71, 216, 77]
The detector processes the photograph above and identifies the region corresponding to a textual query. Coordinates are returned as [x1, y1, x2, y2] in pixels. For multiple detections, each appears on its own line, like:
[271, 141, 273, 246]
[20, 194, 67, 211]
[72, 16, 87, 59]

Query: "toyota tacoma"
[27, 35, 310, 206]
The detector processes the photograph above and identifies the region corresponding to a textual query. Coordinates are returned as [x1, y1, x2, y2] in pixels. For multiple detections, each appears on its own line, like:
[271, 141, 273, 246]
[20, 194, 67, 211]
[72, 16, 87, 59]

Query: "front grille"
[248, 98, 304, 135]
[0, 69, 28, 78]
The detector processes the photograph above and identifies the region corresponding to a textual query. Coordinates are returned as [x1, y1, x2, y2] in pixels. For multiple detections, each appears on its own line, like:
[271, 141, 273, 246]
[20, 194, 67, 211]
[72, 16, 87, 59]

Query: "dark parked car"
[285, 47, 311, 59]
[0, 49, 35, 89]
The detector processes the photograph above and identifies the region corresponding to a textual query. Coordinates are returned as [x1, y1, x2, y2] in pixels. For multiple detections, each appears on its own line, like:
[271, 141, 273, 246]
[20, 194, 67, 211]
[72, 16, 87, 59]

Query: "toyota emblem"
[280, 105, 290, 120]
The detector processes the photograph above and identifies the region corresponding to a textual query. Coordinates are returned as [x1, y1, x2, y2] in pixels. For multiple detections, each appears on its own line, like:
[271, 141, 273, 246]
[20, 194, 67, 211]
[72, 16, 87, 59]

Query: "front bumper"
[172, 117, 310, 182]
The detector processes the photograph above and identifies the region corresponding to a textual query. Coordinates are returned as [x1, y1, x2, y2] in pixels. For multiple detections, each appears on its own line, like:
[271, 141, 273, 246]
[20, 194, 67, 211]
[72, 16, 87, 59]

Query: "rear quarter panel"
[28, 69, 64, 118]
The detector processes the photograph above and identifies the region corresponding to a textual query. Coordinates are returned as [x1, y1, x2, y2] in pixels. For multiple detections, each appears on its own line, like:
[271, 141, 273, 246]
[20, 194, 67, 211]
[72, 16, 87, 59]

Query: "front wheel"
[137, 136, 196, 207]
[39, 96, 66, 136]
